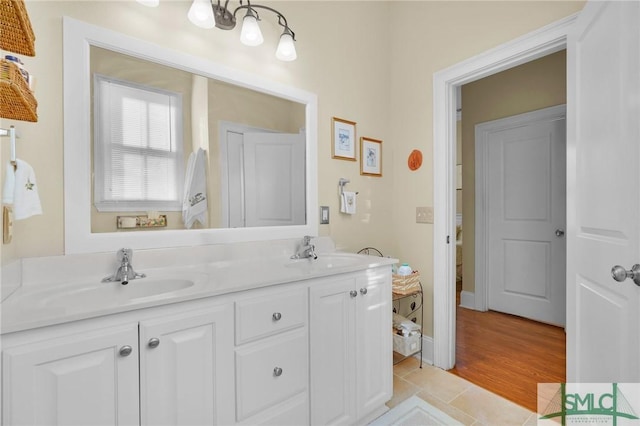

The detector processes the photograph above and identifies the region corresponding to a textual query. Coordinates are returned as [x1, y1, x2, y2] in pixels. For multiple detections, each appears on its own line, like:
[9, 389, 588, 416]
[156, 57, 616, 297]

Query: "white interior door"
[567, 0, 640, 382]
[477, 106, 566, 326]
[243, 132, 305, 227]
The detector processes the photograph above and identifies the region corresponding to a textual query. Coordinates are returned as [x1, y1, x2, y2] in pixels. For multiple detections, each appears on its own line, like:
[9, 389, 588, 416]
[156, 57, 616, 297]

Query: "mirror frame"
[63, 17, 318, 254]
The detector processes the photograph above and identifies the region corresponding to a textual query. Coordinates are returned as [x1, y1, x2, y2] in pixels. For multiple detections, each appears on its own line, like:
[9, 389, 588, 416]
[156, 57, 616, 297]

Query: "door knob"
[148, 338, 160, 348]
[555, 229, 565, 237]
[273, 367, 283, 377]
[119, 345, 133, 357]
[611, 264, 640, 286]
[272, 312, 282, 321]
[360, 287, 368, 295]
[350, 290, 358, 298]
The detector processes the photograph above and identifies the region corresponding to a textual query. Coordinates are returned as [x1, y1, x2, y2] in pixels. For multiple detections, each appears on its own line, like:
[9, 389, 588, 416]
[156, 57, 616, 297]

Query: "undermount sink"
[285, 253, 366, 271]
[36, 278, 196, 310]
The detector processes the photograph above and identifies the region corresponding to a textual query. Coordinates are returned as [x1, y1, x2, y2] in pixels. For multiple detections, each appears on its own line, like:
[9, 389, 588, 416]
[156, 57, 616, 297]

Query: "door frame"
[475, 104, 566, 315]
[432, 14, 578, 370]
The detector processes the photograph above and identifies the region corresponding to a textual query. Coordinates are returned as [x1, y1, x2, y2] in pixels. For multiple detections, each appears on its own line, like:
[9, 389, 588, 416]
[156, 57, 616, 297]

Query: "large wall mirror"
[63, 17, 318, 254]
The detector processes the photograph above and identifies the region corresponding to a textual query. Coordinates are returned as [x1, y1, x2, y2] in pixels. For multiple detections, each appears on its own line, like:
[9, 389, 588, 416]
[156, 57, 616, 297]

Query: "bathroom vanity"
[1, 247, 394, 425]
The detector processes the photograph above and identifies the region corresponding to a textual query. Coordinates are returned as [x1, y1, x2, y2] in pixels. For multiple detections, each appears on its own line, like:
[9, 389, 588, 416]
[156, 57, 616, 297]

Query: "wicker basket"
[392, 272, 421, 295]
[0, 59, 37, 122]
[0, 0, 36, 56]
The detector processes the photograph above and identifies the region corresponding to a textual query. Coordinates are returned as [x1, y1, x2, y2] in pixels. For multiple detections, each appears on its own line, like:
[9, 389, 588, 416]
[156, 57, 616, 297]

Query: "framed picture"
[360, 137, 382, 177]
[332, 117, 357, 161]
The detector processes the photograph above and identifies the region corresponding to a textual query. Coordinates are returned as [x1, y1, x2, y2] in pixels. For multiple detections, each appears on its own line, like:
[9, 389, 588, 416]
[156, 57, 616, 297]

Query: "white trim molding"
[458, 291, 475, 310]
[432, 13, 577, 370]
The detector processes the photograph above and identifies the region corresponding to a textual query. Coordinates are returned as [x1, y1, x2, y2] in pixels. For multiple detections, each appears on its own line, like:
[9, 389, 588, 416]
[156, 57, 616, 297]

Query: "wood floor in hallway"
[448, 302, 566, 412]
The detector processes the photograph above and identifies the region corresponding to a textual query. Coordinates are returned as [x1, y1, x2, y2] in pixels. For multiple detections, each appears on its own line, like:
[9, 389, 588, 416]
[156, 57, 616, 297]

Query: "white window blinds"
[94, 75, 184, 212]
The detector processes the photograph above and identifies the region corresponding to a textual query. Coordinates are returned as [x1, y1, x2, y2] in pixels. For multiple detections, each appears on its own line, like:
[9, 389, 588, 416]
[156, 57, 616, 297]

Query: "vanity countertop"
[1, 252, 396, 335]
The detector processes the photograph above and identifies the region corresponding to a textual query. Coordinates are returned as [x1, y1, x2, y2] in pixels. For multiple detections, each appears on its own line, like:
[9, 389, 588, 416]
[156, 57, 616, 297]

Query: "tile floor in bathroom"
[389, 357, 540, 425]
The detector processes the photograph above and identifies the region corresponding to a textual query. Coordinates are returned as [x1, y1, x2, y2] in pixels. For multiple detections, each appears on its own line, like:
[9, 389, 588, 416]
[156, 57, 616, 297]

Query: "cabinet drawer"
[238, 393, 308, 425]
[235, 288, 306, 344]
[235, 329, 308, 421]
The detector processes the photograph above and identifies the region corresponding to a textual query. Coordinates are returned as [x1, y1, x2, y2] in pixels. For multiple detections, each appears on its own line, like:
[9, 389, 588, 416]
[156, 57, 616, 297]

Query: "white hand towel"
[182, 148, 208, 229]
[12, 159, 42, 220]
[2, 162, 15, 204]
[341, 191, 356, 215]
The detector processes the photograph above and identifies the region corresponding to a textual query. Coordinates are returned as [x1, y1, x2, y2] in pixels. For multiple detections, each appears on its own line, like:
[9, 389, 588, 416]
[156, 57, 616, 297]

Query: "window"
[94, 75, 184, 212]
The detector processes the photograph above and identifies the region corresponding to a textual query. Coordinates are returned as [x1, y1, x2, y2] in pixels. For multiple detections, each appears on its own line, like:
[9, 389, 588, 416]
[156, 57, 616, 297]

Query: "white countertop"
[1, 252, 396, 334]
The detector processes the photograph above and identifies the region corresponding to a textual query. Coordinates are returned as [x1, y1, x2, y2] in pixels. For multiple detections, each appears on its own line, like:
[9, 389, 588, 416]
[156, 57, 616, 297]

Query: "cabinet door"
[356, 271, 393, 418]
[139, 304, 234, 426]
[309, 277, 356, 426]
[2, 324, 139, 426]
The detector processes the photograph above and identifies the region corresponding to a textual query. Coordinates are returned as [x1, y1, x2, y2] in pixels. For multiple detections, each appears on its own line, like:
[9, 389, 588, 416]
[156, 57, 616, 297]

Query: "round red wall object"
[408, 150, 423, 171]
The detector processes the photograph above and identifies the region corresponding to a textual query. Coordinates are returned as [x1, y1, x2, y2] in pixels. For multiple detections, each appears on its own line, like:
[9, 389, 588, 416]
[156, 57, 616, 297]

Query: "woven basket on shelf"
[0, 59, 37, 122]
[392, 272, 421, 295]
[0, 0, 36, 56]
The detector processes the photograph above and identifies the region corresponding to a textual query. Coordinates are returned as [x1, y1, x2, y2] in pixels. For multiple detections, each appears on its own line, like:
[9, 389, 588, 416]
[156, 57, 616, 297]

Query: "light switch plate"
[416, 206, 433, 224]
[320, 206, 330, 224]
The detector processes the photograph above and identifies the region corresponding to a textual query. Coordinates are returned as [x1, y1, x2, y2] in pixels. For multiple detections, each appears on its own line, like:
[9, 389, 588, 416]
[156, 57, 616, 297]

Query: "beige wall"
[1, 1, 584, 337]
[460, 50, 568, 296]
[388, 2, 582, 336]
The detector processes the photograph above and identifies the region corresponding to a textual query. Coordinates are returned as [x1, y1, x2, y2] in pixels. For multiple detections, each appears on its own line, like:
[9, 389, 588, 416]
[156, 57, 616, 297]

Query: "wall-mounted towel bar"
[338, 178, 358, 196]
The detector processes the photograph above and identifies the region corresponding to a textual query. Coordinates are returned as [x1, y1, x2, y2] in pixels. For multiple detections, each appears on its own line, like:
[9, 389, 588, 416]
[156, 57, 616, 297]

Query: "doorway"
[432, 14, 578, 370]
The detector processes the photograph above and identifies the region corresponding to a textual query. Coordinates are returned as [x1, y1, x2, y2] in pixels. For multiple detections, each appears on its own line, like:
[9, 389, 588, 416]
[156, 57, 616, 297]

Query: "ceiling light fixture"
[139, 0, 297, 61]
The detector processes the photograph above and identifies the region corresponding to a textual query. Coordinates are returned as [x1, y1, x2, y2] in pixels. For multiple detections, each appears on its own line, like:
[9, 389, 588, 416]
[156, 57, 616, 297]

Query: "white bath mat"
[369, 395, 463, 426]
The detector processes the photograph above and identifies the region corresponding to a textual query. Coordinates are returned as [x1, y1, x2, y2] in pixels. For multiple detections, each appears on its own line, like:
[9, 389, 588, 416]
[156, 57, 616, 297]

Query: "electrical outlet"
[416, 206, 433, 224]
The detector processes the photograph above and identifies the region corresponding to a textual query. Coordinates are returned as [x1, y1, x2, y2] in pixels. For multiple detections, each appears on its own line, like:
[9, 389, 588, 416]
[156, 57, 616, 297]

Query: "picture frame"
[332, 117, 357, 161]
[360, 137, 382, 177]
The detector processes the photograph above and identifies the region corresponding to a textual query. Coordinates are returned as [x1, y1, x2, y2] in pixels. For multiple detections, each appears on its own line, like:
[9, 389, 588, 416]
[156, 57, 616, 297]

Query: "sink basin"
[36, 278, 196, 310]
[285, 253, 366, 271]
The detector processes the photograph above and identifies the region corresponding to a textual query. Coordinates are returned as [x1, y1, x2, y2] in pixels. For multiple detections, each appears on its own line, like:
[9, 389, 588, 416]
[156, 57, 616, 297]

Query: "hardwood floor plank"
[449, 302, 565, 412]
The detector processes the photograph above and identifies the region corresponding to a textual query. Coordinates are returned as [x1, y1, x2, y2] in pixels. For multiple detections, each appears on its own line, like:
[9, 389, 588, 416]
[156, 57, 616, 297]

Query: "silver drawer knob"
[350, 290, 357, 298]
[360, 287, 368, 295]
[119, 345, 133, 357]
[273, 367, 283, 377]
[272, 312, 282, 321]
[148, 338, 160, 348]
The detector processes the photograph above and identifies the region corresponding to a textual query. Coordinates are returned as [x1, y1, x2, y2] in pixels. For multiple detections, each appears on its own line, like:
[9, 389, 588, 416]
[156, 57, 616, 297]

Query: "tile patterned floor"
[390, 357, 540, 425]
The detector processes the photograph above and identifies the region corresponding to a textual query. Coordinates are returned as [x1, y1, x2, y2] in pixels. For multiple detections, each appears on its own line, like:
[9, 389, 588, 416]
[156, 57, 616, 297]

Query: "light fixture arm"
[232, 1, 295, 40]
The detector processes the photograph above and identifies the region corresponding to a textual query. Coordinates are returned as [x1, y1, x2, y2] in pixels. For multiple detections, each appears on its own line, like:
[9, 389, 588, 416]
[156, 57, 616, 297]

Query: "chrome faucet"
[102, 248, 146, 285]
[291, 235, 318, 260]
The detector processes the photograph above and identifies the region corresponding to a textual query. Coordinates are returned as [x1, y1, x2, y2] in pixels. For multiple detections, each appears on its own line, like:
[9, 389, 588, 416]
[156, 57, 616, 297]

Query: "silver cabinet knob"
[272, 312, 282, 321]
[273, 367, 283, 377]
[119, 345, 133, 357]
[555, 229, 565, 237]
[350, 290, 358, 298]
[148, 338, 160, 348]
[612, 264, 640, 286]
[360, 287, 368, 295]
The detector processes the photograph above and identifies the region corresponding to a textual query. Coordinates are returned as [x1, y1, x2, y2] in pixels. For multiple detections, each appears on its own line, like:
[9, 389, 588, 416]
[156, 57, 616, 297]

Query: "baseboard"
[420, 334, 434, 365]
[459, 290, 475, 310]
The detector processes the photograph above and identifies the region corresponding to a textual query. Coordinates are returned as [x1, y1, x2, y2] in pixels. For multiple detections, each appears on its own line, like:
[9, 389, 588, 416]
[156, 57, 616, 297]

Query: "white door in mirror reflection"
[222, 126, 305, 228]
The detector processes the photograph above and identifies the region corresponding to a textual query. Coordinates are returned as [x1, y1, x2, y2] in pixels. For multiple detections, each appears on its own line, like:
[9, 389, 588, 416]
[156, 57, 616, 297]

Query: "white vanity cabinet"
[2, 301, 235, 426]
[2, 324, 140, 425]
[139, 304, 235, 426]
[309, 267, 393, 425]
[2, 260, 394, 426]
[234, 287, 309, 425]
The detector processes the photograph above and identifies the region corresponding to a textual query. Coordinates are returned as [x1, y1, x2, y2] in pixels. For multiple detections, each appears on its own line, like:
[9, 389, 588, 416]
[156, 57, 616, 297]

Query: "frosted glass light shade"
[240, 13, 263, 46]
[136, 0, 159, 6]
[276, 31, 297, 61]
[188, 0, 215, 29]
